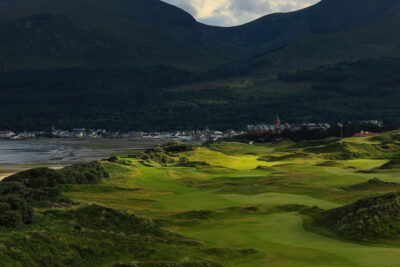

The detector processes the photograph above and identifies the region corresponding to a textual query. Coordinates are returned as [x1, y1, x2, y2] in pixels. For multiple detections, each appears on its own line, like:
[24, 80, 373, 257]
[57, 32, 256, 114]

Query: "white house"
[0, 131, 15, 139]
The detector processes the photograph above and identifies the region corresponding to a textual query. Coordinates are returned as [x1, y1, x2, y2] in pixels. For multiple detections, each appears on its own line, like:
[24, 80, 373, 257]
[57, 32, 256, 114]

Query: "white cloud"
[163, 0, 320, 26]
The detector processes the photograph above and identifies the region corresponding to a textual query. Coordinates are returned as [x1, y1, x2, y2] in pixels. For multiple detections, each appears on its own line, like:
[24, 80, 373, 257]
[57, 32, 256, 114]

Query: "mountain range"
[1, 0, 399, 70]
[0, 0, 399, 130]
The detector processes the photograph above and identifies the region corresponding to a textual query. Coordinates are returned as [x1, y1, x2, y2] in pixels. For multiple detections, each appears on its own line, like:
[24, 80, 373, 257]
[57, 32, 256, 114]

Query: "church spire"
[275, 114, 281, 127]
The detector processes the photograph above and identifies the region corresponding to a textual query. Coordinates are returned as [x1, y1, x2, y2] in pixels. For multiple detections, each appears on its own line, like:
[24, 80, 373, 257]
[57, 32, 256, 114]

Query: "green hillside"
[2, 57, 399, 131]
[2, 131, 400, 265]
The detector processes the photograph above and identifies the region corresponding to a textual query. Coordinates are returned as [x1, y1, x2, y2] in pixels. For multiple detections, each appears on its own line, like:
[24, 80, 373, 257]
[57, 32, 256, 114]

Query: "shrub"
[3, 168, 64, 188]
[314, 192, 400, 241]
[140, 142, 195, 167]
[162, 142, 195, 153]
[59, 161, 109, 184]
[378, 159, 400, 169]
[107, 156, 119, 163]
[54, 205, 159, 235]
[0, 161, 109, 227]
[1, 194, 26, 210]
[0, 194, 34, 224]
[4, 161, 109, 188]
[0, 181, 27, 195]
[0, 202, 10, 213]
[0, 210, 23, 228]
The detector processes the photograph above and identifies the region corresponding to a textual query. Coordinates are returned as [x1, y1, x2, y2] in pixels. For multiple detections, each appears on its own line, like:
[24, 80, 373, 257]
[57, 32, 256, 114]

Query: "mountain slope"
[255, 0, 400, 67]
[0, 0, 240, 70]
[0, 0, 399, 70]
[218, 0, 400, 67]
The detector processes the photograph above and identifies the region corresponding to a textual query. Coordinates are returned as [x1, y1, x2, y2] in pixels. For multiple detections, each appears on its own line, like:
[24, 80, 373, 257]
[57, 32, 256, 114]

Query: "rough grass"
[378, 159, 400, 170]
[304, 141, 383, 160]
[316, 161, 346, 167]
[311, 192, 400, 241]
[3, 131, 400, 266]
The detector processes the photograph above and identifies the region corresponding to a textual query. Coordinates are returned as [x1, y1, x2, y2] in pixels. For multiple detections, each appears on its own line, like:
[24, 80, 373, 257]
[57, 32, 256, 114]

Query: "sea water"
[0, 138, 168, 166]
[0, 139, 90, 165]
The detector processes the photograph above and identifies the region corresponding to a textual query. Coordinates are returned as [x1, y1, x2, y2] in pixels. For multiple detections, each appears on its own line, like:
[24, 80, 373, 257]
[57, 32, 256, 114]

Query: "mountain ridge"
[0, 0, 399, 70]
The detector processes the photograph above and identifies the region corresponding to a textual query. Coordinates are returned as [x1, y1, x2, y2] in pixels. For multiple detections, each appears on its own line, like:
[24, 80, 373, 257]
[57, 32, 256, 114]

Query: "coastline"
[0, 138, 202, 180]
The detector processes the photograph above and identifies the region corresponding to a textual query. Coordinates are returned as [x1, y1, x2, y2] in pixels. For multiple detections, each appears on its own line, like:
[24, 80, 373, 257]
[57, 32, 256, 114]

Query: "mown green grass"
[206, 142, 276, 156]
[182, 147, 283, 170]
[178, 212, 400, 267]
[6, 131, 400, 266]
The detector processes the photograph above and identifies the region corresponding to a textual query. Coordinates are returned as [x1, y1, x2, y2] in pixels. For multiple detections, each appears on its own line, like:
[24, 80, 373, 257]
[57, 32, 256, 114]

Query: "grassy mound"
[112, 261, 221, 267]
[378, 159, 400, 170]
[205, 142, 276, 156]
[59, 161, 109, 184]
[347, 178, 400, 191]
[0, 204, 247, 266]
[369, 132, 400, 143]
[51, 205, 162, 236]
[139, 142, 195, 167]
[4, 161, 108, 188]
[175, 210, 214, 221]
[261, 152, 312, 161]
[304, 141, 382, 160]
[0, 161, 108, 228]
[314, 192, 400, 241]
[255, 165, 273, 171]
[161, 142, 196, 154]
[316, 161, 346, 167]
[290, 138, 339, 149]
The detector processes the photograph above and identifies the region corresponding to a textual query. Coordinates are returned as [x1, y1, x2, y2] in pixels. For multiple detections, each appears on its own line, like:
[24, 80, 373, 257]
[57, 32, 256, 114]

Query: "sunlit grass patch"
[183, 147, 274, 170]
[338, 159, 388, 170]
[206, 142, 275, 156]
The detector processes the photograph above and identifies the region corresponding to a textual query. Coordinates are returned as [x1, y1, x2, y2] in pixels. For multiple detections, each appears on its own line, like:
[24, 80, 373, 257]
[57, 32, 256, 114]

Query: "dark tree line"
[0, 58, 399, 131]
[279, 58, 400, 97]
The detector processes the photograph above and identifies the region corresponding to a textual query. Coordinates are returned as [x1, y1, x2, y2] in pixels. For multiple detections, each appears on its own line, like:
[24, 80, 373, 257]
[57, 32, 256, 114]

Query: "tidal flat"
[0, 138, 172, 181]
[0, 138, 171, 166]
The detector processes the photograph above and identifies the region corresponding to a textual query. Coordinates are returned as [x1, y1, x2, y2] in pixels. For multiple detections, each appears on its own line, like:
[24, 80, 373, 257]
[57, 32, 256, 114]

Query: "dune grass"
[3, 131, 400, 266]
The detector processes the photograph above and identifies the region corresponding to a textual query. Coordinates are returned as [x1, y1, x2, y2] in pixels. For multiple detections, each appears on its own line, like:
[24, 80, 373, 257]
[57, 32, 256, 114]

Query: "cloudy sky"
[162, 0, 320, 26]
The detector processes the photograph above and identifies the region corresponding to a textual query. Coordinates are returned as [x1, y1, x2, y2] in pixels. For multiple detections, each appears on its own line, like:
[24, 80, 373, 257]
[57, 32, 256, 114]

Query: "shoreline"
[0, 138, 202, 180]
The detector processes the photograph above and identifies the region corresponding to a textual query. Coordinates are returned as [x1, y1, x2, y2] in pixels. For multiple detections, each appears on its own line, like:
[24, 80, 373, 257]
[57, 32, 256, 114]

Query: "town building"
[0, 131, 15, 139]
[247, 115, 289, 134]
[353, 131, 378, 137]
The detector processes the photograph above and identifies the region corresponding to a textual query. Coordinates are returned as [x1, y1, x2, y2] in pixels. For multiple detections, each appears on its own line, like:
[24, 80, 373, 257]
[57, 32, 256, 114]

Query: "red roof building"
[353, 131, 378, 137]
